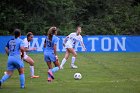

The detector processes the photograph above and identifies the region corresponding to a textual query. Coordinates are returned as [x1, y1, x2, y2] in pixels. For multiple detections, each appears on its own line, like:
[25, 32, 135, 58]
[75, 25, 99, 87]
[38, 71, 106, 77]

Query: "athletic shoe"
[71, 65, 78, 69]
[31, 75, 40, 78]
[47, 77, 52, 82]
[48, 70, 54, 79]
[60, 66, 64, 70]
[20, 86, 25, 89]
[0, 81, 1, 89]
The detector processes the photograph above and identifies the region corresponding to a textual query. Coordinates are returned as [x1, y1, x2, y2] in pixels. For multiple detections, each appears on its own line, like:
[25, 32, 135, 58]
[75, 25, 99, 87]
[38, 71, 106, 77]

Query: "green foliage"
[0, 0, 140, 35]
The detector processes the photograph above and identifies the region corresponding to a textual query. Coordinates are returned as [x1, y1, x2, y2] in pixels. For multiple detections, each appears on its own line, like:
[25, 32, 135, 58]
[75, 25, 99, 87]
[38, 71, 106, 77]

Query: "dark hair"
[27, 32, 33, 38]
[48, 27, 57, 40]
[14, 29, 21, 38]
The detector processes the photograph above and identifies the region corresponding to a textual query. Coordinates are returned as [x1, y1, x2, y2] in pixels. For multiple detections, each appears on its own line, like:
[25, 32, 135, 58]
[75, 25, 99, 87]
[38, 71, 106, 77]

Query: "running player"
[23, 32, 39, 78]
[43, 26, 60, 82]
[60, 26, 86, 69]
[0, 29, 25, 88]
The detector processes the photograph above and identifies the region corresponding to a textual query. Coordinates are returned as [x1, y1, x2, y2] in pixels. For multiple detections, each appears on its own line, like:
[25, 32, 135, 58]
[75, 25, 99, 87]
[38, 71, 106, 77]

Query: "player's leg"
[0, 70, 13, 88]
[60, 49, 70, 69]
[52, 56, 60, 74]
[16, 58, 25, 89]
[44, 54, 53, 82]
[46, 61, 54, 81]
[18, 68, 25, 89]
[0, 57, 14, 88]
[23, 55, 39, 78]
[67, 48, 78, 68]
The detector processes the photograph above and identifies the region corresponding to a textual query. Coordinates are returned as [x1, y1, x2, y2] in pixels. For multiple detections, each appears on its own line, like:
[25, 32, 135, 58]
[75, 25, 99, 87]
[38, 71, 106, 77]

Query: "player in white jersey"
[23, 32, 39, 78]
[60, 26, 86, 69]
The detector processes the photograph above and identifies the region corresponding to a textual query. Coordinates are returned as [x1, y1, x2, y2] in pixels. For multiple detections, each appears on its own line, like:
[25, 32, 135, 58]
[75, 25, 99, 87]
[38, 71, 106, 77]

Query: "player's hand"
[21, 54, 24, 59]
[55, 55, 59, 62]
[32, 47, 37, 51]
[55, 55, 58, 60]
[84, 48, 86, 51]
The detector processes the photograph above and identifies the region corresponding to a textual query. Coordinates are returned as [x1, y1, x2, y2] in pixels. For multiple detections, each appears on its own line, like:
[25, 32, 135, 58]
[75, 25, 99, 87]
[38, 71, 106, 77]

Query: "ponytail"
[47, 27, 57, 41]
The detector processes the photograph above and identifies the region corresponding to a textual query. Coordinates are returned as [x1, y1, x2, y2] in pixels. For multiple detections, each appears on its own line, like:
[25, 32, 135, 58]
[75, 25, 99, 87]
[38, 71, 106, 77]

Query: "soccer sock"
[60, 58, 67, 67]
[52, 67, 59, 73]
[0, 74, 10, 83]
[19, 74, 25, 88]
[71, 56, 76, 66]
[30, 66, 34, 76]
[48, 74, 51, 78]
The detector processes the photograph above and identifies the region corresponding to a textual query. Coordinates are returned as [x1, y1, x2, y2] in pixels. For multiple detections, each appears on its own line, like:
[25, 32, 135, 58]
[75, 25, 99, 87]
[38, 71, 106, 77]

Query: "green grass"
[0, 53, 140, 93]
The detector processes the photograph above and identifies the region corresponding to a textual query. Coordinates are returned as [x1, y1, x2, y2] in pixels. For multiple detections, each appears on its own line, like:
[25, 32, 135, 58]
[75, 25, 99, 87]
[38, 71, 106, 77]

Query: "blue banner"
[0, 35, 140, 53]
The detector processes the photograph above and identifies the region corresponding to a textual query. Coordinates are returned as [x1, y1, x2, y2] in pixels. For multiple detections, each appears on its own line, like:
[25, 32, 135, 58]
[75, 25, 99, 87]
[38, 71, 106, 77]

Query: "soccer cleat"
[0, 81, 1, 89]
[31, 75, 40, 78]
[20, 86, 25, 89]
[60, 66, 64, 70]
[48, 70, 54, 79]
[47, 77, 52, 82]
[71, 65, 78, 69]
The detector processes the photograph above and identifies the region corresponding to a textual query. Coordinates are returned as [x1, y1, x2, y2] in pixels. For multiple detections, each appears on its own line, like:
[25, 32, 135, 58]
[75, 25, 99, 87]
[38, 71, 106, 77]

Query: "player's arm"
[79, 37, 86, 51]
[20, 41, 25, 59]
[44, 39, 46, 48]
[5, 47, 9, 56]
[54, 44, 57, 56]
[23, 39, 36, 52]
[80, 41, 86, 51]
[20, 46, 25, 59]
[54, 37, 59, 60]
[24, 47, 36, 52]
[63, 36, 69, 47]
[5, 41, 9, 55]
[53, 43, 59, 63]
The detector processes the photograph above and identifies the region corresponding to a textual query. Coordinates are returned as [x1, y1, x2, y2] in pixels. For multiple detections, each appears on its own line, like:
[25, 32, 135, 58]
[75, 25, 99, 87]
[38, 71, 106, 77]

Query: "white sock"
[60, 58, 67, 67]
[71, 57, 76, 66]
[30, 66, 34, 76]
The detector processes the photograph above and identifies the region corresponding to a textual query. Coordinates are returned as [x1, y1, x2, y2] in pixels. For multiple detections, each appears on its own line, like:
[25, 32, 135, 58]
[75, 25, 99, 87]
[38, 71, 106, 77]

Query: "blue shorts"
[7, 56, 24, 71]
[44, 52, 56, 62]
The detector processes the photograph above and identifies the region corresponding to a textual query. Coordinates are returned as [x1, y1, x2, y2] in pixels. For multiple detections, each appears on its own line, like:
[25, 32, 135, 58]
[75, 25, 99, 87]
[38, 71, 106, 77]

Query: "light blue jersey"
[44, 35, 59, 62]
[6, 37, 24, 70]
[6, 38, 24, 57]
[44, 35, 58, 53]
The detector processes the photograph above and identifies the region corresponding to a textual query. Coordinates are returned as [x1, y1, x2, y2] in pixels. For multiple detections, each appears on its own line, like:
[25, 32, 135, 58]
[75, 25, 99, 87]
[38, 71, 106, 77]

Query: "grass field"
[0, 53, 140, 93]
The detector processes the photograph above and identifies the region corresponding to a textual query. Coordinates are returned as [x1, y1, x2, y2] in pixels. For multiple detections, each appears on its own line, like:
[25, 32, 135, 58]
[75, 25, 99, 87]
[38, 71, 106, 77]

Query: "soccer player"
[23, 32, 39, 78]
[0, 29, 25, 88]
[60, 26, 86, 69]
[43, 26, 60, 82]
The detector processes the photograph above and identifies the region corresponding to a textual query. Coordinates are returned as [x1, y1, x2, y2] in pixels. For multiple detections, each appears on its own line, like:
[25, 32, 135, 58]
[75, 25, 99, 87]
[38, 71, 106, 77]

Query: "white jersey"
[23, 38, 30, 55]
[65, 32, 83, 48]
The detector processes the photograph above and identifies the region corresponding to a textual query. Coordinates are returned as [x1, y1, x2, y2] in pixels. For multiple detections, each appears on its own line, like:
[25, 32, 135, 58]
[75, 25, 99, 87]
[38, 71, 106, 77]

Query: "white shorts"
[23, 54, 29, 60]
[65, 43, 73, 48]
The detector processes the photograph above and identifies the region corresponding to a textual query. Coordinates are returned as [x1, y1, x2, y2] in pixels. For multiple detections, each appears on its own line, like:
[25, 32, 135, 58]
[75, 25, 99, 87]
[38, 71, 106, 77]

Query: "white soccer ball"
[4, 71, 7, 75]
[74, 73, 82, 80]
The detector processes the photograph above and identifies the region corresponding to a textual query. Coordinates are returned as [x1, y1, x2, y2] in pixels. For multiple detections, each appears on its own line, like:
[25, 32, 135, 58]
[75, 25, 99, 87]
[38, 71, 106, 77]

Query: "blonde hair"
[47, 27, 57, 40]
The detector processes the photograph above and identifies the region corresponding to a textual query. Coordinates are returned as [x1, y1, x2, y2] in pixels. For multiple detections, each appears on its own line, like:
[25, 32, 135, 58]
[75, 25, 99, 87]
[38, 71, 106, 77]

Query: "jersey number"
[9, 45, 16, 52]
[46, 40, 52, 47]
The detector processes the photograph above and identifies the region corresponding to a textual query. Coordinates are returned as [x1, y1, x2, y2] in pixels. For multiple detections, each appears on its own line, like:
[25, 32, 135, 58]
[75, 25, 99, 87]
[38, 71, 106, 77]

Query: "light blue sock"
[19, 74, 25, 88]
[0, 74, 10, 83]
[52, 67, 59, 73]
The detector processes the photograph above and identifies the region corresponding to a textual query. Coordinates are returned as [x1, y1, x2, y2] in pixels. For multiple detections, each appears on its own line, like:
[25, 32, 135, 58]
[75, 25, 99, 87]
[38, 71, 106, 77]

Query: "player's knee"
[74, 53, 77, 57]
[29, 59, 34, 66]
[30, 61, 34, 66]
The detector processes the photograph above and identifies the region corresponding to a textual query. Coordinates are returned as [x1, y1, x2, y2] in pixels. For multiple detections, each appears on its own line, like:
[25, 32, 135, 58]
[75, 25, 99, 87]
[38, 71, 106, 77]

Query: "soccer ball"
[74, 73, 82, 80]
[4, 71, 7, 75]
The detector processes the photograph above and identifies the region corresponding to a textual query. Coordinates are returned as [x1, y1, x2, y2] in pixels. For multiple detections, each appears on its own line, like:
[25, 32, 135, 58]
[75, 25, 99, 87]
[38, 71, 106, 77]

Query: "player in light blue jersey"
[43, 26, 60, 82]
[0, 29, 25, 89]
